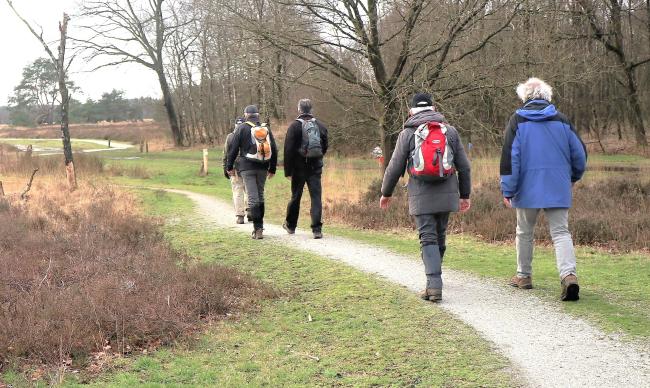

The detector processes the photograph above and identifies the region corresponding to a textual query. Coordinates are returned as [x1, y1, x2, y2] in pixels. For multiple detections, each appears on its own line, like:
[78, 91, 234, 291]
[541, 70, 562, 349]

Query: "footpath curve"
[165, 188, 650, 388]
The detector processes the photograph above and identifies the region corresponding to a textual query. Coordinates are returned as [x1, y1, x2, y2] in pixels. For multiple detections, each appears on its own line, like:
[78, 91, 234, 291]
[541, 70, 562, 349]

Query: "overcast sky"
[0, 0, 161, 106]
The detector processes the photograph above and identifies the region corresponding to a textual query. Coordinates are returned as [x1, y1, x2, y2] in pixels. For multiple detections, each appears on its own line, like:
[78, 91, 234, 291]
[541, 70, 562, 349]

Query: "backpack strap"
[245, 121, 257, 127]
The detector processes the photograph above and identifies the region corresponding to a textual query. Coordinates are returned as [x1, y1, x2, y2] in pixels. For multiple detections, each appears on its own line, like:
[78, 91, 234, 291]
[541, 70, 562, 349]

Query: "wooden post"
[200, 148, 209, 176]
[107, 138, 111, 148]
[139, 140, 144, 153]
[145, 141, 149, 153]
[0, 181, 4, 197]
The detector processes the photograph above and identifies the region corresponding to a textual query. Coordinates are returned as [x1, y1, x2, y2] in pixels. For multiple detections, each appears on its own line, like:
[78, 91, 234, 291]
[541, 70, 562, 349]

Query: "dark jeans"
[241, 169, 267, 229]
[414, 213, 449, 256]
[285, 171, 323, 231]
[414, 213, 450, 289]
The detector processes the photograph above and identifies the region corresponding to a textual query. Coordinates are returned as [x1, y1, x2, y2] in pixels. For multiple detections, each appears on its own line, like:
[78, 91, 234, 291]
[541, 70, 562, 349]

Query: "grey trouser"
[230, 174, 248, 217]
[240, 169, 267, 229]
[516, 208, 577, 279]
[414, 213, 450, 289]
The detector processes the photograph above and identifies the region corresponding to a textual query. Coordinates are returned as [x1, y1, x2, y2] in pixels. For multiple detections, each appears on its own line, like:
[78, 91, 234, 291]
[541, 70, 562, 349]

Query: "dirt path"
[166, 188, 650, 388]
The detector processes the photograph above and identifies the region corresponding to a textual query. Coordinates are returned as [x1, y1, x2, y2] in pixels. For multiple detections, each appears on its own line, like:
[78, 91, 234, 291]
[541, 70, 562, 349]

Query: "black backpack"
[297, 118, 323, 158]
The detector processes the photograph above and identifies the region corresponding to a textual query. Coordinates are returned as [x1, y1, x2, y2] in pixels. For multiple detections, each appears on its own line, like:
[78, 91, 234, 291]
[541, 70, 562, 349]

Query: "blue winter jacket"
[499, 100, 587, 209]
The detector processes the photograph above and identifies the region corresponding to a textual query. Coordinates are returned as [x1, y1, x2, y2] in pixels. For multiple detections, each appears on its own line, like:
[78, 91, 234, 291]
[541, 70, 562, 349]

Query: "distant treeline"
[2, 90, 166, 127]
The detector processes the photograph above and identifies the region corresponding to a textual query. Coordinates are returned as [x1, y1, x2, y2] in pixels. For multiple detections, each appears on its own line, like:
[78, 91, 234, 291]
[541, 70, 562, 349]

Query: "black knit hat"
[244, 105, 259, 114]
[411, 93, 433, 108]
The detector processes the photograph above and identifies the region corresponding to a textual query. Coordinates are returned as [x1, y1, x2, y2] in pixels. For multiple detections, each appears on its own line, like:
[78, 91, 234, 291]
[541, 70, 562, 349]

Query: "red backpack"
[408, 122, 455, 181]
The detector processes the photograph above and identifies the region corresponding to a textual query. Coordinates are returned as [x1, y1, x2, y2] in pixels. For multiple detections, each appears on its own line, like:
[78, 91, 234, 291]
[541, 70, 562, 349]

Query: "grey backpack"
[297, 118, 323, 158]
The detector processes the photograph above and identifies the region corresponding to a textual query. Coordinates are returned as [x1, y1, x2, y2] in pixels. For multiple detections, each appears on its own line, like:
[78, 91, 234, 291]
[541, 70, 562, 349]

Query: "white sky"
[0, 0, 161, 106]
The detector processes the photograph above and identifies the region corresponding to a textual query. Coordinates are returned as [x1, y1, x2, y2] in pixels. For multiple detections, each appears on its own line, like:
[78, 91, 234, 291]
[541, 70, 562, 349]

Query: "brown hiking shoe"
[561, 274, 580, 301]
[420, 288, 442, 303]
[509, 275, 533, 289]
[236, 216, 245, 224]
[251, 229, 264, 240]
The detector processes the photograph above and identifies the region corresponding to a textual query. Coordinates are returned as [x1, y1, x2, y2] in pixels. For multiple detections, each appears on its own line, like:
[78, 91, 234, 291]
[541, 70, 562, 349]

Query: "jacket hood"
[404, 110, 446, 128]
[516, 100, 557, 121]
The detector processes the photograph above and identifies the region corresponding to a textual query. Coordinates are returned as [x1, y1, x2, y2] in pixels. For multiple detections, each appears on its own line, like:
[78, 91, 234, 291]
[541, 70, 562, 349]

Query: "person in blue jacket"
[500, 77, 587, 301]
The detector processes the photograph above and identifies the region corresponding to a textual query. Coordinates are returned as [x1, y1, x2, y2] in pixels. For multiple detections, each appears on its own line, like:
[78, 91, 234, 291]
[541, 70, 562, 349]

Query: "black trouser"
[241, 169, 267, 230]
[285, 170, 323, 232]
[414, 213, 450, 289]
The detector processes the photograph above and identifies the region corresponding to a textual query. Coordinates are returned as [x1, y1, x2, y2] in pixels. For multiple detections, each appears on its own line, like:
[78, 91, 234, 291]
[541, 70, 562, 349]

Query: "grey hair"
[298, 98, 312, 114]
[516, 77, 553, 102]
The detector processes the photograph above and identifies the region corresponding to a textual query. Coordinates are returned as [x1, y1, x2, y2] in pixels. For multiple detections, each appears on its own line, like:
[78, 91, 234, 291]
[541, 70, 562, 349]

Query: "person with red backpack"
[380, 93, 471, 302]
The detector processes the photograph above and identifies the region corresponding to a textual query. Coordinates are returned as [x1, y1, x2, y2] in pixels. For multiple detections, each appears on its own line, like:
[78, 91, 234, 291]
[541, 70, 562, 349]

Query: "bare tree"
[6, 1, 77, 189]
[229, 0, 521, 167]
[77, 0, 187, 146]
[577, 0, 650, 146]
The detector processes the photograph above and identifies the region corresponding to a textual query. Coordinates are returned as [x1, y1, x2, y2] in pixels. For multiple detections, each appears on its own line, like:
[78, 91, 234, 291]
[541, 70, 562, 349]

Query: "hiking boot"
[251, 229, 264, 240]
[313, 230, 323, 239]
[509, 275, 533, 289]
[420, 288, 442, 303]
[236, 216, 245, 224]
[282, 222, 295, 235]
[561, 274, 580, 301]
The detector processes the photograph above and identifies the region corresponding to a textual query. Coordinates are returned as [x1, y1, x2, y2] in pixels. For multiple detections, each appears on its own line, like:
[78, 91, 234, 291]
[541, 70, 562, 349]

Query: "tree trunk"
[158, 69, 184, 146]
[624, 68, 648, 146]
[58, 13, 76, 189]
[380, 98, 403, 172]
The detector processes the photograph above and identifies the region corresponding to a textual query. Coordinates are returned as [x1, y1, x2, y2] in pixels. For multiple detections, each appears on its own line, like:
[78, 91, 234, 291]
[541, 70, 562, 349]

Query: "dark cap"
[411, 93, 433, 108]
[244, 105, 259, 114]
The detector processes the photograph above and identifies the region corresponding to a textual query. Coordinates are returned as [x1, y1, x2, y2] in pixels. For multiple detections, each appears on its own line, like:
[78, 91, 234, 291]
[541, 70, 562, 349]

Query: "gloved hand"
[224, 168, 231, 179]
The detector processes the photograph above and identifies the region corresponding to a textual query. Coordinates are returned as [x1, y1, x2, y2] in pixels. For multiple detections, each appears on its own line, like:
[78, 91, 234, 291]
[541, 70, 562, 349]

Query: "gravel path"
[167, 188, 650, 388]
[2, 138, 134, 155]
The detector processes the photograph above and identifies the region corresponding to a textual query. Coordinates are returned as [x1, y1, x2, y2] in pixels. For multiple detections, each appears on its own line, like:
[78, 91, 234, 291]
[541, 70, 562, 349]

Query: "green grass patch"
[39, 190, 518, 387]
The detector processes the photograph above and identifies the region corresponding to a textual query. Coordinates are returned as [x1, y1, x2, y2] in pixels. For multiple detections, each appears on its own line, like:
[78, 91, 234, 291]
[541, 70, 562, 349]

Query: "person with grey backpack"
[282, 99, 329, 239]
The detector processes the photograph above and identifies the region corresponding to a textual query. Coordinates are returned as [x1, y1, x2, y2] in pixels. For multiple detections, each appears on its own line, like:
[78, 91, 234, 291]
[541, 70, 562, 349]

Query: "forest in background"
[3, 0, 650, 157]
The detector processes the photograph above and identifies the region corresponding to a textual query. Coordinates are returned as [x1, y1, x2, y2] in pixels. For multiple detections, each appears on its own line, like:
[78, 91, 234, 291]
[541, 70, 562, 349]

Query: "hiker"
[226, 105, 278, 239]
[500, 77, 587, 301]
[379, 93, 471, 302]
[282, 99, 329, 239]
[223, 117, 248, 224]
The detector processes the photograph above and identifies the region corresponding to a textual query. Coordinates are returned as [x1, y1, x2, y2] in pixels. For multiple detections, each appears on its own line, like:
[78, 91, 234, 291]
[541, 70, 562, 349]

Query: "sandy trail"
[1, 138, 134, 155]
[165, 188, 650, 388]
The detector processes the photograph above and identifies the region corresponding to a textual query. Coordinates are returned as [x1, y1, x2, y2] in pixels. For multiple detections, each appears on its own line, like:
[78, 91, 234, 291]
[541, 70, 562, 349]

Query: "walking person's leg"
[284, 172, 306, 233]
[241, 170, 263, 238]
[511, 208, 539, 288]
[231, 174, 246, 222]
[414, 214, 443, 302]
[306, 171, 323, 237]
[435, 212, 450, 260]
[255, 170, 268, 233]
[545, 208, 580, 301]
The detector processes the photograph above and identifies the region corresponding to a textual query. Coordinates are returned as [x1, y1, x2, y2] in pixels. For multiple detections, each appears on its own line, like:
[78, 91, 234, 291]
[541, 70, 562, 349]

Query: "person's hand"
[227, 169, 235, 177]
[224, 169, 231, 179]
[267, 172, 275, 179]
[286, 175, 291, 181]
[459, 198, 471, 213]
[379, 196, 391, 209]
[503, 197, 513, 208]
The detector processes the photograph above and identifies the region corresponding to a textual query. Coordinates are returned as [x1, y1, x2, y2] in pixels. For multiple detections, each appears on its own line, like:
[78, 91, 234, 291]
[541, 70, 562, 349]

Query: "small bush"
[327, 176, 650, 252]
[0, 184, 276, 367]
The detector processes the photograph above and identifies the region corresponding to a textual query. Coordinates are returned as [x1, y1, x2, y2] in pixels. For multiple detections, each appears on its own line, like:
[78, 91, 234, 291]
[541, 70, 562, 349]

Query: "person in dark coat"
[380, 93, 472, 302]
[282, 99, 329, 239]
[226, 105, 278, 239]
[223, 117, 248, 224]
[500, 77, 587, 301]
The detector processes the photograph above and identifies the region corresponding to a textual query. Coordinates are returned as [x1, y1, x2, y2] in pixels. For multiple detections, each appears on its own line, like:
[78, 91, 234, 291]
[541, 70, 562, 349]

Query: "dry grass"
[0, 121, 172, 150]
[0, 183, 276, 369]
[325, 162, 650, 252]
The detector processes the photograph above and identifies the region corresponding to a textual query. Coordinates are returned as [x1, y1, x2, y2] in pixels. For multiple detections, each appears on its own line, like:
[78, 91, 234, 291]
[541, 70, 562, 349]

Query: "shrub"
[0, 184, 276, 367]
[327, 176, 650, 252]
